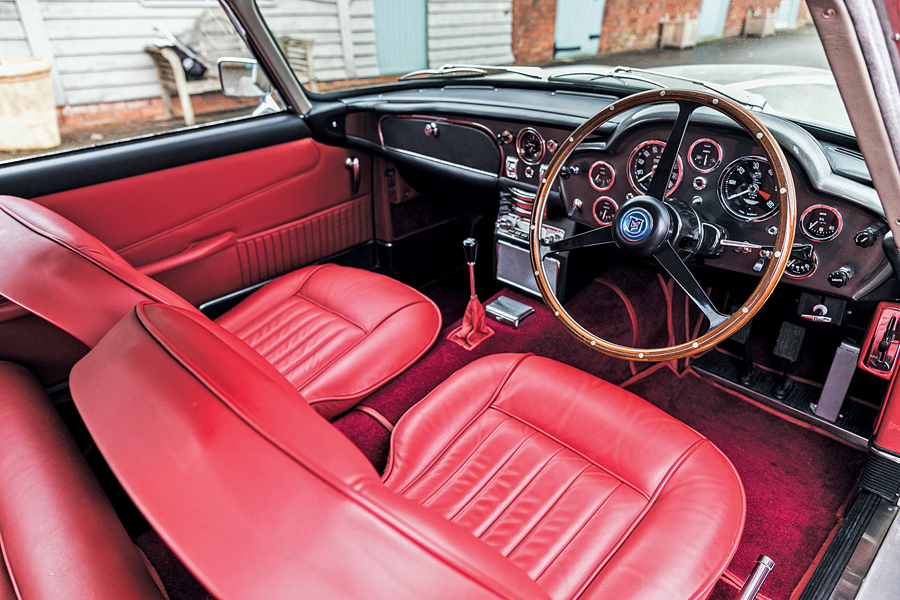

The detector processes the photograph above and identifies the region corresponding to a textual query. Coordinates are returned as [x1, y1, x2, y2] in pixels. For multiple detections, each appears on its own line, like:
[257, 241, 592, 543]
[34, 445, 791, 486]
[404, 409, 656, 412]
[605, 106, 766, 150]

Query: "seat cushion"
[384, 354, 746, 600]
[216, 263, 441, 419]
[0, 361, 165, 600]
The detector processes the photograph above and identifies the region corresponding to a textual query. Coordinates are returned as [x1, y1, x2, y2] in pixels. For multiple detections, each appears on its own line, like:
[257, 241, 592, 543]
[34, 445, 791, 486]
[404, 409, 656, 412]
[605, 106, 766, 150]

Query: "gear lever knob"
[463, 237, 478, 265]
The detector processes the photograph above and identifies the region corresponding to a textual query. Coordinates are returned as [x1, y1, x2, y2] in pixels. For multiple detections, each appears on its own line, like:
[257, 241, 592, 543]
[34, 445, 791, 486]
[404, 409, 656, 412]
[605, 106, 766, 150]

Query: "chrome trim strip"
[386, 148, 497, 177]
[869, 442, 900, 466]
[829, 498, 897, 600]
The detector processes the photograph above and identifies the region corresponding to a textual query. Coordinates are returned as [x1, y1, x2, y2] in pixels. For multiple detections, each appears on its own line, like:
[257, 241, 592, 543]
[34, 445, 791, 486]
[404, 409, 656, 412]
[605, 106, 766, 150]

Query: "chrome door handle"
[345, 157, 360, 195]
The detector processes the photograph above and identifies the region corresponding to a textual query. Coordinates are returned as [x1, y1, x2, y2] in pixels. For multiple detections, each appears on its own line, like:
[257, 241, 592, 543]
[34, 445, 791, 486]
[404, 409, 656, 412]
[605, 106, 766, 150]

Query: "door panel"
[554, 0, 606, 59]
[698, 0, 729, 39]
[28, 138, 372, 305]
[373, 0, 427, 74]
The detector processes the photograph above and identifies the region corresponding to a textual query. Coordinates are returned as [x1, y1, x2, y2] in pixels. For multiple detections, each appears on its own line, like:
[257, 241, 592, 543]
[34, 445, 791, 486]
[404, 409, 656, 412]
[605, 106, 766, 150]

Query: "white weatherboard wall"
[0, 0, 514, 107]
[427, 0, 513, 67]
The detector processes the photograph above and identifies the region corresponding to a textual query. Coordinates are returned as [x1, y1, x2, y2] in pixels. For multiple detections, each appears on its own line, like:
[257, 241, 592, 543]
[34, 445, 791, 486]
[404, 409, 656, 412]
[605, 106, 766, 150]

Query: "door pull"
[345, 157, 360, 194]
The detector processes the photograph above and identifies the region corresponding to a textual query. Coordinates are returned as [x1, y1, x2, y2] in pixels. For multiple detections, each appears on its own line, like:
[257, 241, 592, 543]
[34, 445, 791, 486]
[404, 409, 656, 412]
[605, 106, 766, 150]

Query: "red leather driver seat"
[71, 302, 745, 600]
[0, 196, 440, 419]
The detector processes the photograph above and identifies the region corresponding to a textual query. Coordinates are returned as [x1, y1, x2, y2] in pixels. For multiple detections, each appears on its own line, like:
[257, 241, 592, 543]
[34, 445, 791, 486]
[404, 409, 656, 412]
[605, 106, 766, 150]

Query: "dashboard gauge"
[592, 196, 618, 226]
[516, 127, 545, 165]
[627, 140, 683, 197]
[588, 161, 615, 191]
[784, 250, 818, 279]
[800, 204, 843, 242]
[718, 156, 778, 221]
[689, 138, 723, 173]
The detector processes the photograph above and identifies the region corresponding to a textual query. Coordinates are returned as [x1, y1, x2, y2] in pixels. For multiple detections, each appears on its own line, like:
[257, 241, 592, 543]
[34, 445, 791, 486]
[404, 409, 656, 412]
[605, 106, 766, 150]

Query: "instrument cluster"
[557, 125, 885, 297]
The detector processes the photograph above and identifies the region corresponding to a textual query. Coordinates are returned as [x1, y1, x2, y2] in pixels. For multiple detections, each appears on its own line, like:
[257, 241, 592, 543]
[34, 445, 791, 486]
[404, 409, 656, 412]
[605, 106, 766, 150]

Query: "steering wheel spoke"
[543, 226, 613, 256]
[654, 242, 728, 331]
[647, 101, 698, 200]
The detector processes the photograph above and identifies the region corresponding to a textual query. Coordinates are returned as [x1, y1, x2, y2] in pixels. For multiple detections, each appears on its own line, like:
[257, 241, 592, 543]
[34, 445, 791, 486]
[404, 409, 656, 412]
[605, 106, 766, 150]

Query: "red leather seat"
[0, 361, 166, 600]
[0, 196, 441, 419]
[70, 303, 745, 600]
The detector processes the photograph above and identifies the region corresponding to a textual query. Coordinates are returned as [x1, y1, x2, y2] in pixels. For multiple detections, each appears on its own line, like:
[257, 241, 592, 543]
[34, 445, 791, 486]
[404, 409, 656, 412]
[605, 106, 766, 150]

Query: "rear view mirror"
[218, 58, 270, 98]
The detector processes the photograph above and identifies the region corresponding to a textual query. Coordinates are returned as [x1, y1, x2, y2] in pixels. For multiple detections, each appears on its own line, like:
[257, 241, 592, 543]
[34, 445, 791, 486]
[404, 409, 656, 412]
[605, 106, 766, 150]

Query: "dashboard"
[342, 86, 891, 301]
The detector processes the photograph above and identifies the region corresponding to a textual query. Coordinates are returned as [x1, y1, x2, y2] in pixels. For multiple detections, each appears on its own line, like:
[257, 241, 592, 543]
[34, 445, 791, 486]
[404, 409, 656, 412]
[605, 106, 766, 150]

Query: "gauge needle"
[727, 189, 751, 200]
[638, 168, 656, 182]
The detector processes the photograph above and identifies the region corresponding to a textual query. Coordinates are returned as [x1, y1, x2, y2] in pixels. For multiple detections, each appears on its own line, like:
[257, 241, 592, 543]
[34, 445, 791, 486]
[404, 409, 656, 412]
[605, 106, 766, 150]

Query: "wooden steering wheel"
[530, 89, 796, 361]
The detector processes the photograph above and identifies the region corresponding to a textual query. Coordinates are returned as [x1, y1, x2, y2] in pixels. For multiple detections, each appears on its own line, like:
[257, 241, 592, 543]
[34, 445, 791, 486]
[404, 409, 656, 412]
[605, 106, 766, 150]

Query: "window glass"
[0, 1, 279, 165]
[256, 0, 848, 134]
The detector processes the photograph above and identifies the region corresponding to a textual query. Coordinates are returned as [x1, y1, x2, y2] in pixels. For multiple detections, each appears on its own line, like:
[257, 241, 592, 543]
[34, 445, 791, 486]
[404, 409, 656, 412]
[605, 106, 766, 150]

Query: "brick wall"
[512, 0, 557, 63]
[724, 0, 781, 37]
[598, 0, 702, 54]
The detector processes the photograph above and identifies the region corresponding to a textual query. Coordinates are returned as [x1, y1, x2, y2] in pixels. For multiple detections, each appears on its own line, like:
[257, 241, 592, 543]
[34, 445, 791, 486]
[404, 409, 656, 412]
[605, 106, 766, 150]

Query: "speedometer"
[718, 156, 778, 221]
[627, 140, 682, 197]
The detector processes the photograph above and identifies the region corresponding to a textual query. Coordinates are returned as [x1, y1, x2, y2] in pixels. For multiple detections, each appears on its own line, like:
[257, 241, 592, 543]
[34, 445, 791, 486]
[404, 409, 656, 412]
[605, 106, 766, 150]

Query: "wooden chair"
[279, 36, 318, 92]
[144, 8, 249, 126]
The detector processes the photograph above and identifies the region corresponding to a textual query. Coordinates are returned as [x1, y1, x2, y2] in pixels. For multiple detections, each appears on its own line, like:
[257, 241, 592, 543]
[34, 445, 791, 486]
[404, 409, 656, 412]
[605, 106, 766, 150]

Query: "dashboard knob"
[827, 267, 853, 288]
[424, 122, 439, 137]
[855, 226, 880, 248]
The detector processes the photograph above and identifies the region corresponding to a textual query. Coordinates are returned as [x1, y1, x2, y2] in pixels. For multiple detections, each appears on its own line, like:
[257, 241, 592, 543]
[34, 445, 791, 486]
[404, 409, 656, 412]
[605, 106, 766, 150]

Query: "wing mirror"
[217, 58, 270, 98]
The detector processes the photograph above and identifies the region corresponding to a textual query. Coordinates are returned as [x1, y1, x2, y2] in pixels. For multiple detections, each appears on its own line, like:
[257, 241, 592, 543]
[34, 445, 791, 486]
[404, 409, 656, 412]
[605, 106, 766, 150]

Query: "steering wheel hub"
[612, 196, 672, 256]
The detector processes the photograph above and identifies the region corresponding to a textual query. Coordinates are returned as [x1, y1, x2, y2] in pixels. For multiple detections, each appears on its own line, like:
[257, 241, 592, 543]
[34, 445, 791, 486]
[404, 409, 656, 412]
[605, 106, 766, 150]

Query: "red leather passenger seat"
[0, 196, 440, 419]
[70, 303, 745, 600]
[0, 361, 165, 600]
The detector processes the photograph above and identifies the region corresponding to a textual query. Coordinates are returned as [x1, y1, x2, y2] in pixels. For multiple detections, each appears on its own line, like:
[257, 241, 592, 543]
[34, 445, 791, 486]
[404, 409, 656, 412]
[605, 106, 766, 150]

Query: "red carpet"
[333, 267, 866, 599]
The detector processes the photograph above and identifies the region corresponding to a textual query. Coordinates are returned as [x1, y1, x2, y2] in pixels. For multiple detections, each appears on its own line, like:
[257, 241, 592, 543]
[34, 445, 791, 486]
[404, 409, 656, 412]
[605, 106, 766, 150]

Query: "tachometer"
[588, 161, 615, 191]
[688, 138, 723, 173]
[718, 156, 778, 221]
[627, 140, 682, 197]
[800, 205, 842, 242]
[516, 128, 545, 165]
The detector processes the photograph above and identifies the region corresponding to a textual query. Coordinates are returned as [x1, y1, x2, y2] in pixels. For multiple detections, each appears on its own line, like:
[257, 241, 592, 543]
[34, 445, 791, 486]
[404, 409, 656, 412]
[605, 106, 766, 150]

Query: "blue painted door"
[553, 0, 607, 59]
[697, 0, 729, 39]
[374, 0, 427, 75]
[776, 0, 802, 29]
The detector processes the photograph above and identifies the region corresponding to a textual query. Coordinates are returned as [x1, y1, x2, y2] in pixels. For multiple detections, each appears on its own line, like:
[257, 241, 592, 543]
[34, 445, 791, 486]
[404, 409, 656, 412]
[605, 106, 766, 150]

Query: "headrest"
[0, 196, 196, 347]
[70, 303, 545, 600]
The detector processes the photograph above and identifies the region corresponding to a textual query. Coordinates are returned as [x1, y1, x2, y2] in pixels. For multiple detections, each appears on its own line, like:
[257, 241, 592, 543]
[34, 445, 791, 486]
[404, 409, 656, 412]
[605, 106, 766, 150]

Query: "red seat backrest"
[70, 302, 549, 600]
[0, 196, 198, 347]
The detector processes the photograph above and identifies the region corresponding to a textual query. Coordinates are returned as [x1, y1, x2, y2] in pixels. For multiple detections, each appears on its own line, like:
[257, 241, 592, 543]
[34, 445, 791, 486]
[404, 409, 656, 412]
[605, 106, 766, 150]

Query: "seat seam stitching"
[389, 354, 531, 492]
[445, 430, 540, 521]
[412, 417, 516, 506]
[503, 462, 593, 559]
[531, 480, 623, 582]
[224, 295, 300, 340]
[569, 439, 709, 600]
[0, 526, 24, 600]
[475, 447, 565, 539]
[262, 317, 359, 375]
[488, 404, 651, 499]
[300, 301, 438, 402]
[239, 303, 336, 357]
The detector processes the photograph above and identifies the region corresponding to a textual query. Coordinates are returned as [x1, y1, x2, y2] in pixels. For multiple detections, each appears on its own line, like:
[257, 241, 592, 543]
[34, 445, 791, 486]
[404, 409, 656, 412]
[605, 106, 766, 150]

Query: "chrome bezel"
[800, 204, 843, 242]
[627, 140, 683, 198]
[516, 127, 545, 165]
[588, 160, 616, 192]
[717, 155, 779, 222]
[592, 196, 619, 226]
[784, 250, 818, 279]
[688, 138, 723, 173]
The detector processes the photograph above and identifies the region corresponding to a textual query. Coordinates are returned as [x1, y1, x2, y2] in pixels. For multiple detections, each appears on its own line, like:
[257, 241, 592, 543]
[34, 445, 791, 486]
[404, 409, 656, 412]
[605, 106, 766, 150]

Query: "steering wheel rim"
[529, 89, 796, 362]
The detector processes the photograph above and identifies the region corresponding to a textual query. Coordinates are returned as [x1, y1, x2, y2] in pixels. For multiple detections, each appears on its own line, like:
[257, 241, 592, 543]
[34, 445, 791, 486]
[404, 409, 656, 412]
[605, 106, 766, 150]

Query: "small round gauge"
[784, 250, 818, 279]
[689, 138, 723, 173]
[589, 161, 615, 191]
[718, 156, 778, 221]
[516, 127, 545, 165]
[593, 196, 618, 226]
[800, 204, 843, 242]
[627, 140, 683, 197]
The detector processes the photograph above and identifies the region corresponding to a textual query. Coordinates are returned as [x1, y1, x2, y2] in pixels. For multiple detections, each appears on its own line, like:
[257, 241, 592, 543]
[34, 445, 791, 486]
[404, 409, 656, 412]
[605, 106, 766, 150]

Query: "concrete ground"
[567, 25, 829, 71]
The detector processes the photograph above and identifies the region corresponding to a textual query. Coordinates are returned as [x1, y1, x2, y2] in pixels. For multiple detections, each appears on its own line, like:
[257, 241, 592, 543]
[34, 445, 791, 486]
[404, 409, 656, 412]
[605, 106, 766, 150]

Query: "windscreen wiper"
[399, 64, 544, 81]
[547, 70, 667, 89]
[549, 66, 765, 110]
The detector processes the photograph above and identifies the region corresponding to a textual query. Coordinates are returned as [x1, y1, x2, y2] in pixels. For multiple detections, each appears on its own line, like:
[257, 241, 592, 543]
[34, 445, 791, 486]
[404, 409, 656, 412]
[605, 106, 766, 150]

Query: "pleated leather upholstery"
[385, 354, 746, 600]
